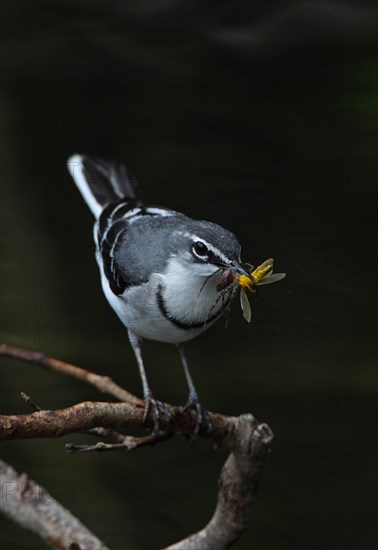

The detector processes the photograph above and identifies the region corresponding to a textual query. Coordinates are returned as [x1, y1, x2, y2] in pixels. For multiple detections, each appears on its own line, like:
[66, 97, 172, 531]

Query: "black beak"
[230, 260, 253, 279]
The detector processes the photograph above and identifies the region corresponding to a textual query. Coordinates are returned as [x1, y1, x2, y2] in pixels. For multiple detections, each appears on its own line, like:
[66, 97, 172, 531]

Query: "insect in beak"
[215, 258, 286, 323]
[236, 258, 286, 322]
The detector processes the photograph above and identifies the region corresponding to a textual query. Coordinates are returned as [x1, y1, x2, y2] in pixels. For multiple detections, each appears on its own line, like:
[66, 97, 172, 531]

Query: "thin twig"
[21, 392, 42, 412]
[66, 431, 173, 453]
[0, 343, 142, 405]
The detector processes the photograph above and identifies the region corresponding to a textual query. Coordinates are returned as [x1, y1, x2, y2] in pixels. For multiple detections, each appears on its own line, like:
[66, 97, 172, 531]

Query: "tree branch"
[0, 343, 142, 405]
[0, 344, 274, 549]
[0, 459, 109, 550]
[165, 420, 273, 549]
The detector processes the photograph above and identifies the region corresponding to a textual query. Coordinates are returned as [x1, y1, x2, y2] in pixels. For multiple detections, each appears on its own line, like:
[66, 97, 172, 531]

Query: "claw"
[143, 394, 173, 435]
[182, 394, 212, 440]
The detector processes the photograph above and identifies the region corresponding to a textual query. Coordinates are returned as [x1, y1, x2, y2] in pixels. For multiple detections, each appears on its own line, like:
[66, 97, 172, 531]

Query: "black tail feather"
[68, 154, 144, 218]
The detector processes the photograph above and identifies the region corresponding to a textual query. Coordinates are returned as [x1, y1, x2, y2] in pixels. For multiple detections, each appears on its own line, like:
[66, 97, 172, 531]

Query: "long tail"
[67, 154, 144, 219]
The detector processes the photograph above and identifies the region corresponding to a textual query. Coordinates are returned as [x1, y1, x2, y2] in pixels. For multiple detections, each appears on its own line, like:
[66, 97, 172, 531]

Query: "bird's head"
[168, 219, 252, 285]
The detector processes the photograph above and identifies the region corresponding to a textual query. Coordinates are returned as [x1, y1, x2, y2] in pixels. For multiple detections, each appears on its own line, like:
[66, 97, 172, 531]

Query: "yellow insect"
[211, 258, 285, 324]
[237, 258, 286, 322]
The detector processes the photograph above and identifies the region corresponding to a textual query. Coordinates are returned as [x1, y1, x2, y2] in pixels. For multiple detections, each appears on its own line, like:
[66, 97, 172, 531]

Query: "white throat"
[159, 255, 225, 324]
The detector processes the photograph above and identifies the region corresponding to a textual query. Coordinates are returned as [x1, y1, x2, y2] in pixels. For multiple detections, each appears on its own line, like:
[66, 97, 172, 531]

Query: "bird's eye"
[193, 241, 208, 257]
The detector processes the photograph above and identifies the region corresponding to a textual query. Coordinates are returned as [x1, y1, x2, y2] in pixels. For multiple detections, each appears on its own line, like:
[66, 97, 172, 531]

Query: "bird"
[67, 155, 252, 436]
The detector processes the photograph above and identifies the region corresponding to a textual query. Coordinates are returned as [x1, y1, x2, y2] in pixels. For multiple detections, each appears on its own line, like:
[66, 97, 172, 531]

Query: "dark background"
[0, 1, 376, 549]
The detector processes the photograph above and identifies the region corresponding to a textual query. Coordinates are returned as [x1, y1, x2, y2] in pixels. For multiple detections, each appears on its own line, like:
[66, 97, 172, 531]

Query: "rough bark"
[0, 344, 273, 549]
[0, 459, 109, 550]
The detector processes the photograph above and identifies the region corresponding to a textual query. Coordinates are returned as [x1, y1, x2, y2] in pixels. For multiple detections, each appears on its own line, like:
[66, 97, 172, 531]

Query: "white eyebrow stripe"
[145, 207, 176, 216]
[177, 231, 232, 265]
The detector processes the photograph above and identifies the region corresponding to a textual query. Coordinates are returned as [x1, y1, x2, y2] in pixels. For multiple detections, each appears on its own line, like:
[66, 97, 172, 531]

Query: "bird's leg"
[128, 330, 172, 434]
[176, 344, 212, 439]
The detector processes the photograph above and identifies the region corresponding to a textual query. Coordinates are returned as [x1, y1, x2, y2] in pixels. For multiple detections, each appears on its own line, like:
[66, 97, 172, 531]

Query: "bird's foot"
[182, 393, 212, 441]
[143, 393, 173, 435]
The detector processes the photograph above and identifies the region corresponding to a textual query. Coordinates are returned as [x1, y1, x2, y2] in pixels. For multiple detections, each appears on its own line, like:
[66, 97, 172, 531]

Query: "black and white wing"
[68, 154, 177, 296]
